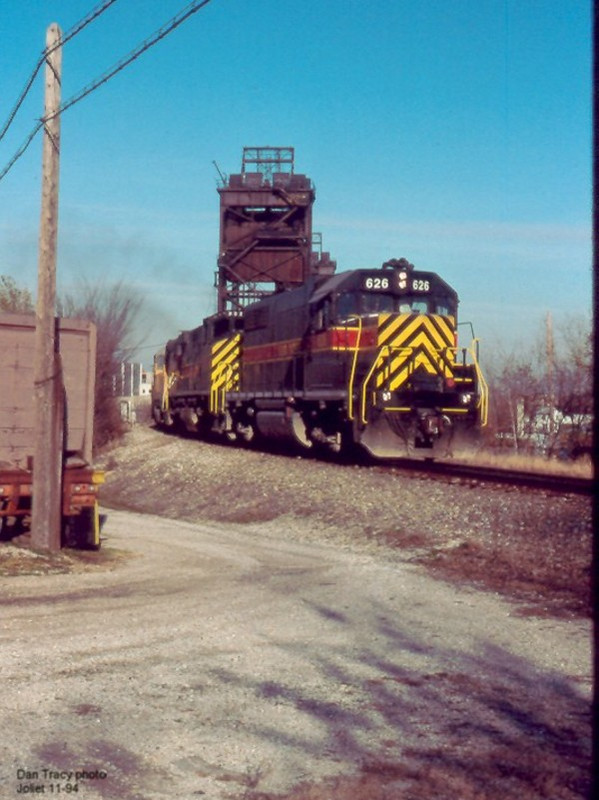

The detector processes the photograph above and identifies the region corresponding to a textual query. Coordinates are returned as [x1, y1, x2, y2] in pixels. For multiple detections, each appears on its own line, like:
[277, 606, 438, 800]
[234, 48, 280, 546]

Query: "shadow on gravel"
[215, 601, 591, 800]
[33, 739, 171, 800]
[25, 597, 590, 800]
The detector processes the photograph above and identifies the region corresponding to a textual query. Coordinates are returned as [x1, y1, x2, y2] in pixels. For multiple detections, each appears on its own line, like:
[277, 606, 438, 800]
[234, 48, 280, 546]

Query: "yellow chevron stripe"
[390, 318, 451, 352]
[370, 313, 461, 397]
[374, 338, 453, 388]
[210, 334, 241, 412]
[212, 347, 239, 375]
[212, 333, 241, 360]
[409, 324, 448, 353]
[388, 364, 411, 391]
[412, 350, 438, 374]
[434, 315, 456, 342]
[379, 314, 454, 347]
[408, 330, 451, 364]
[377, 314, 408, 346]
[380, 314, 423, 347]
[380, 335, 442, 381]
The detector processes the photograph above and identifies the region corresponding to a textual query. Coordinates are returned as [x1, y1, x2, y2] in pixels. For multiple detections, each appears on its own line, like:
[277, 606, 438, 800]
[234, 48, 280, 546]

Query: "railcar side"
[0, 313, 104, 547]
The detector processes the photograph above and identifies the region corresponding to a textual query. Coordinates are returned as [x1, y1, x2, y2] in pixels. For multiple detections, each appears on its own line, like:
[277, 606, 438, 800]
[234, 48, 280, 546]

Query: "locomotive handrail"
[160, 367, 177, 412]
[358, 339, 487, 426]
[360, 344, 392, 424]
[209, 366, 219, 414]
[468, 338, 489, 426]
[221, 363, 233, 414]
[346, 315, 363, 421]
[210, 361, 234, 415]
[210, 361, 228, 414]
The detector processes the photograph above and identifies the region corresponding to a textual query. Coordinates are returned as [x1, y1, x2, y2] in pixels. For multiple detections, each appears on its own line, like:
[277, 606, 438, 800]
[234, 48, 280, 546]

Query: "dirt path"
[1, 508, 591, 799]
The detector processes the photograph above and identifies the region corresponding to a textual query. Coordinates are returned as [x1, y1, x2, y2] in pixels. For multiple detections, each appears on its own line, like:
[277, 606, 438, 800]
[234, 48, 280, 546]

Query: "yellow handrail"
[210, 361, 234, 415]
[221, 363, 233, 414]
[160, 368, 177, 412]
[346, 316, 363, 421]
[210, 363, 223, 414]
[357, 338, 488, 428]
[468, 338, 489, 427]
[360, 344, 391, 424]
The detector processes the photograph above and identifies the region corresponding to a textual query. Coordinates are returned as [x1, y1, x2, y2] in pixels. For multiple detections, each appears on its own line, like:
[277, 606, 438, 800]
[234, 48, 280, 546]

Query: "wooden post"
[32, 23, 63, 551]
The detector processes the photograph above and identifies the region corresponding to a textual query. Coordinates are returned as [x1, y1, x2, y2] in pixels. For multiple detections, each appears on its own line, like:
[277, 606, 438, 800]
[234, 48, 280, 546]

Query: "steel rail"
[373, 457, 594, 496]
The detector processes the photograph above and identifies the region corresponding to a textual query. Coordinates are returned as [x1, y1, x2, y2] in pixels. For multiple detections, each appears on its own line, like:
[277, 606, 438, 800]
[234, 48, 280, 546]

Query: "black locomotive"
[152, 257, 488, 458]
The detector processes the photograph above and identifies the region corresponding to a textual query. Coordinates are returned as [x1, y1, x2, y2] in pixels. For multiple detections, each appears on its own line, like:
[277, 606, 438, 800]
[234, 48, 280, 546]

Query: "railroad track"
[375, 457, 594, 496]
[155, 424, 593, 496]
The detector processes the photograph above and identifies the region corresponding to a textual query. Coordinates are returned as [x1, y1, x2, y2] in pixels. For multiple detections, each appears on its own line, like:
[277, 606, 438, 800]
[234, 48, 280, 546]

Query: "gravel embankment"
[97, 425, 591, 618]
[1, 424, 592, 800]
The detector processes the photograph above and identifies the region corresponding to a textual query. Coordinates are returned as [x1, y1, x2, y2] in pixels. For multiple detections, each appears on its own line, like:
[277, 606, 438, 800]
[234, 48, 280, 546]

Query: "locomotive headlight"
[459, 392, 472, 405]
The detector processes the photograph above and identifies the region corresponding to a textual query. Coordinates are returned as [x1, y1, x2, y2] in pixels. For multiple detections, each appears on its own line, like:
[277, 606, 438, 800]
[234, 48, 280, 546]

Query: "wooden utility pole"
[32, 23, 63, 551]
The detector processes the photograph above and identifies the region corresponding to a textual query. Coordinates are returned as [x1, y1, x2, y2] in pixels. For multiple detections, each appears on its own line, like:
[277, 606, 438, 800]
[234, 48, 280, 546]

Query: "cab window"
[336, 292, 361, 323]
[313, 299, 332, 330]
[362, 292, 395, 316]
[399, 299, 428, 314]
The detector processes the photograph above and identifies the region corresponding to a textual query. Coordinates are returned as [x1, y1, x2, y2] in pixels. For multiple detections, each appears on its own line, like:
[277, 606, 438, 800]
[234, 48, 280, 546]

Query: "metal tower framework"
[216, 147, 335, 315]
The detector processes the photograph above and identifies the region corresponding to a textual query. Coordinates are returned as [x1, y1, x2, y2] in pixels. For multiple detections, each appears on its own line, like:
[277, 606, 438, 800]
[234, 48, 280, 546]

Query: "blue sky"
[0, 0, 592, 363]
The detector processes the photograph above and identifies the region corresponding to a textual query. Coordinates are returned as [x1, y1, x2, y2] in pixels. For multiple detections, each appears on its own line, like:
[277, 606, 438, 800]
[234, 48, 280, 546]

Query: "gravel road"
[0, 500, 592, 799]
[99, 426, 592, 618]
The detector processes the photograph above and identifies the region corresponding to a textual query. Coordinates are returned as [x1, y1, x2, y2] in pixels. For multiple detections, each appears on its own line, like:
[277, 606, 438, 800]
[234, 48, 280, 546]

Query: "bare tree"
[551, 315, 593, 457]
[486, 355, 545, 453]
[60, 281, 143, 451]
[0, 275, 34, 313]
[485, 314, 592, 458]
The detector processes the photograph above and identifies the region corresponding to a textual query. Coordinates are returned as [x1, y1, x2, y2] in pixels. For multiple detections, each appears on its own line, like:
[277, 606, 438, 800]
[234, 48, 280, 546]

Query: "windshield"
[336, 291, 454, 321]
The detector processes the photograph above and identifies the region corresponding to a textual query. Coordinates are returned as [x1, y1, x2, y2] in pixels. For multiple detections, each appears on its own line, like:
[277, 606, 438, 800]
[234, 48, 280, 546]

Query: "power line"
[0, 122, 44, 182]
[0, 0, 214, 184]
[0, 0, 120, 144]
[46, 0, 214, 123]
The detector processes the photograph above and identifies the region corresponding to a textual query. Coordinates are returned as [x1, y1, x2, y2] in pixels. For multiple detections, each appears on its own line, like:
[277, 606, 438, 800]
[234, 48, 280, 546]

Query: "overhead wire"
[0, 0, 214, 184]
[45, 0, 214, 123]
[0, 0, 120, 144]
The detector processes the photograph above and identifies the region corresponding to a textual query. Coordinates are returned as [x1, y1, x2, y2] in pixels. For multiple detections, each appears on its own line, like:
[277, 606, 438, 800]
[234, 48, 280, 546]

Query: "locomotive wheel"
[235, 421, 255, 445]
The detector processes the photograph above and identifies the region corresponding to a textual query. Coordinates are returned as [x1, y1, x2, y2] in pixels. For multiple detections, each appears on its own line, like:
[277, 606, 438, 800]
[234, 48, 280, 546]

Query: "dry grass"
[410, 532, 590, 619]
[454, 448, 593, 479]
